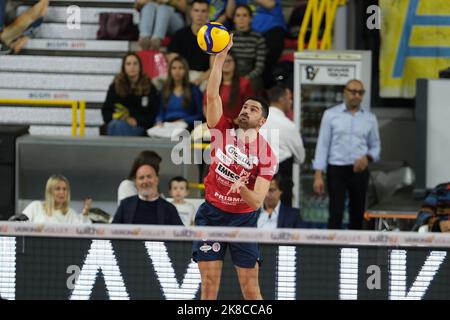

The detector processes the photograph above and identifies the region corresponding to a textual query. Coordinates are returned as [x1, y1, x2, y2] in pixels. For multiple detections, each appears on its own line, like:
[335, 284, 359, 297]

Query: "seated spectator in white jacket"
[22, 175, 91, 224]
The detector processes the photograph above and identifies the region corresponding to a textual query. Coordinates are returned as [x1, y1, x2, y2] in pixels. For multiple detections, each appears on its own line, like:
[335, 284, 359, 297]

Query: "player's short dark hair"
[245, 96, 269, 118]
[169, 176, 189, 189]
[267, 84, 288, 104]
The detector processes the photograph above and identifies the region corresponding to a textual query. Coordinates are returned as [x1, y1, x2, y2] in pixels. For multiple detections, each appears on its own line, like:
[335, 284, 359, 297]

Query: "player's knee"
[240, 276, 260, 299]
[242, 284, 260, 300]
[201, 274, 220, 299]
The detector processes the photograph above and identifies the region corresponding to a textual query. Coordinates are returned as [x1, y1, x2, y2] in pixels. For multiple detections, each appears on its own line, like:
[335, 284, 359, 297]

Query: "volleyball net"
[1, 222, 450, 300]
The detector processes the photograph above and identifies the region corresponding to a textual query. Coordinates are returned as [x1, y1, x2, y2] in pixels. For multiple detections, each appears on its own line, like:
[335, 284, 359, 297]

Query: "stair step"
[28, 125, 100, 136]
[0, 72, 113, 91]
[0, 88, 107, 103]
[0, 55, 121, 74]
[0, 106, 103, 126]
[18, 5, 139, 24]
[24, 38, 130, 53]
[35, 23, 101, 39]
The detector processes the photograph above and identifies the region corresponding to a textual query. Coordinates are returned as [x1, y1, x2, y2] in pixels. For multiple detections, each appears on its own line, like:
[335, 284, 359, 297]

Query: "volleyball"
[197, 22, 231, 54]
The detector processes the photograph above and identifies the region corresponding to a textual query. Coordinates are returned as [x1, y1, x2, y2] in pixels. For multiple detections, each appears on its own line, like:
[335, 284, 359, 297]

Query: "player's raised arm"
[206, 35, 233, 128]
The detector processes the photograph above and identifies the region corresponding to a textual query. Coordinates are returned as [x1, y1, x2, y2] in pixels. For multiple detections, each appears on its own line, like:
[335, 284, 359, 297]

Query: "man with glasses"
[312, 79, 380, 230]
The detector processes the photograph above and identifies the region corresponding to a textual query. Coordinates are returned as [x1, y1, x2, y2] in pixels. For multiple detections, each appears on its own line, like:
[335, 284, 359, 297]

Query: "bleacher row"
[0, 0, 299, 136]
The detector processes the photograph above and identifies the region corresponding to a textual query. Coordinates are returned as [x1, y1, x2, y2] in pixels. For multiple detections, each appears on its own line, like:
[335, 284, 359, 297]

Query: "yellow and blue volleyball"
[197, 22, 230, 54]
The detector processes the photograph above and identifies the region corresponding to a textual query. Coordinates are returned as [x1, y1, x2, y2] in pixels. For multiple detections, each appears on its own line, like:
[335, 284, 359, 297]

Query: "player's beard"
[237, 114, 251, 130]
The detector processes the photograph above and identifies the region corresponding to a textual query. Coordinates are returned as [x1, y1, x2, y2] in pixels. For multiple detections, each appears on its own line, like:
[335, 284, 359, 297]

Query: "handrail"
[298, 0, 347, 51]
[0, 98, 86, 137]
[189, 182, 205, 190]
[79, 100, 86, 137]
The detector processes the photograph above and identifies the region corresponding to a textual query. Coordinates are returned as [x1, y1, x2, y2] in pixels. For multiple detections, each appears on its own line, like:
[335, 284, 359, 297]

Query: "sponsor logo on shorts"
[212, 242, 221, 252]
[215, 163, 240, 182]
[225, 144, 252, 169]
[200, 244, 212, 253]
[216, 148, 232, 166]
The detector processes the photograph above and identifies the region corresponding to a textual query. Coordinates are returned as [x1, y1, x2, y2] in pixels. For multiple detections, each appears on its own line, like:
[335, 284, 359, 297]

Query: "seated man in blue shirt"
[258, 174, 303, 229]
[312, 79, 381, 230]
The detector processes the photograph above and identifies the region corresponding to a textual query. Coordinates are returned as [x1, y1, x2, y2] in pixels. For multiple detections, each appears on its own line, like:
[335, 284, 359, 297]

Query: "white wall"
[426, 79, 450, 188]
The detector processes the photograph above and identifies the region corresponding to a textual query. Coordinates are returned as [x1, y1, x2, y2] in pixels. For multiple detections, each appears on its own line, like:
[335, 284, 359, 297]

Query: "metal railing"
[298, 0, 347, 51]
[0, 98, 87, 137]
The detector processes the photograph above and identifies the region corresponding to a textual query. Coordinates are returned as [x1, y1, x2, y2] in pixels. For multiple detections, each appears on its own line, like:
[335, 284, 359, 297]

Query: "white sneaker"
[0, 41, 11, 55]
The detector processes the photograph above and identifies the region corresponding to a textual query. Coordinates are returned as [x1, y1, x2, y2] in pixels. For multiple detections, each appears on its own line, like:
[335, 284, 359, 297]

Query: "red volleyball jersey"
[204, 116, 277, 213]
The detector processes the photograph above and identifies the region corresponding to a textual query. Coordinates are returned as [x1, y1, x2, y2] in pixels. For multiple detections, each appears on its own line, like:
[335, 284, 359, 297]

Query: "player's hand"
[227, 175, 247, 195]
[353, 156, 368, 172]
[127, 117, 138, 127]
[217, 33, 233, 59]
[313, 177, 325, 195]
[192, 77, 203, 86]
[82, 198, 92, 216]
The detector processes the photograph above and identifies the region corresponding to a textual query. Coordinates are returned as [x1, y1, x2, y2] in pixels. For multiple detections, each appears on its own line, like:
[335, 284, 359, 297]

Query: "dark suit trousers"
[326, 164, 369, 230]
[278, 157, 294, 206]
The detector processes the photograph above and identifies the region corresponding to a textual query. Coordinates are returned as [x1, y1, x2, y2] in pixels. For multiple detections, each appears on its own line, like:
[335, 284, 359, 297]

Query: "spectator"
[208, 0, 233, 25]
[257, 174, 303, 229]
[102, 53, 160, 136]
[0, 0, 48, 54]
[117, 150, 163, 204]
[169, 176, 195, 226]
[153, 56, 203, 130]
[313, 80, 380, 230]
[135, 0, 187, 50]
[167, 0, 210, 89]
[261, 84, 305, 205]
[414, 182, 450, 233]
[0, 0, 5, 34]
[203, 52, 253, 123]
[228, 0, 287, 87]
[22, 175, 92, 224]
[230, 4, 266, 92]
[113, 161, 183, 225]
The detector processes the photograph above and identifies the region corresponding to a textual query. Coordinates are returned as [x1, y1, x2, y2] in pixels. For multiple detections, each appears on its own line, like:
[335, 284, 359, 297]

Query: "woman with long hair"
[22, 175, 91, 224]
[102, 53, 160, 136]
[203, 52, 253, 123]
[154, 56, 203, 130]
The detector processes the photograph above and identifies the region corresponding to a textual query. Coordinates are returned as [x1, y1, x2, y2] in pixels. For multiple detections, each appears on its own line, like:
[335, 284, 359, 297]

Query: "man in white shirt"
[261, 85, 305, 205]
